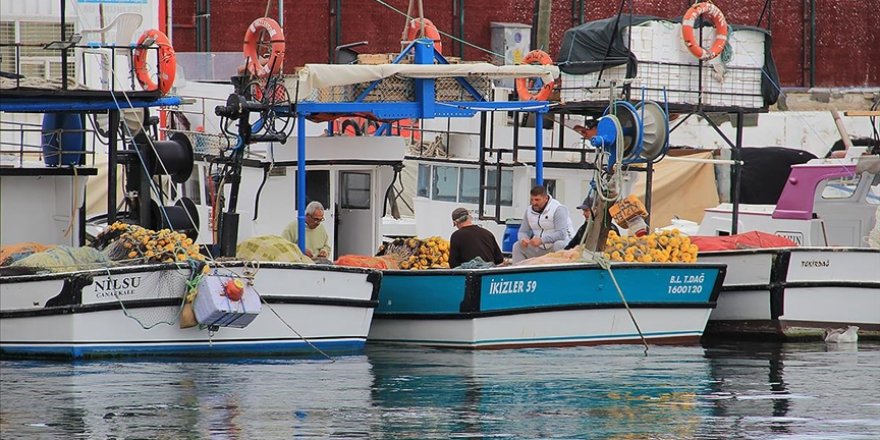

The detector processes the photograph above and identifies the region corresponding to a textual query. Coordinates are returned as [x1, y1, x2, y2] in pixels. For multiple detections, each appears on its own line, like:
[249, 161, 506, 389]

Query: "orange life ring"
[681, 2, 729, 61]
[243, 17, 286, 78]
[133, 29, 176, 95]
[406, 18, 442, 54]
[515, 50, 555, 101]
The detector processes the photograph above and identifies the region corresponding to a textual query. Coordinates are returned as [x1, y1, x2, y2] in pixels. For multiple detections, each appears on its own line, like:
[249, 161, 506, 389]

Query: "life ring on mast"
[681, 2, 729, 61]
[133, 29, 176, 95]
[515, 50, 555, 101]
[406, 18, 442, 54]
[243, 17, 286, 78]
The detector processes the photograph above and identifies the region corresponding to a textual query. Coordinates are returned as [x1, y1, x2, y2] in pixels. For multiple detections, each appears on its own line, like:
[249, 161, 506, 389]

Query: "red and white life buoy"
[133, 29, 176, 95]
[243, 17, 286, 78]
[405, 18, 442, 54]
[515, 50, 555, 101]
[681, 2, 729, 61]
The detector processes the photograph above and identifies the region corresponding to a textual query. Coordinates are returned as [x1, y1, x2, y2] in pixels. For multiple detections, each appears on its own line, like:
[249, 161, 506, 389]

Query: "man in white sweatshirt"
[512, 185, 574, 263]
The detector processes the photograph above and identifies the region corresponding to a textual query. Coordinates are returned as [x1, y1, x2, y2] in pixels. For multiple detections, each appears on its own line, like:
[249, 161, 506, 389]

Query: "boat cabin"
[698, 155, 880, 246]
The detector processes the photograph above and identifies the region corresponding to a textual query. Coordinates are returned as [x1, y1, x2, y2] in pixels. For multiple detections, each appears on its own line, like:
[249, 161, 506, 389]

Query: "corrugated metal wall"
[171, 0, 880, 87]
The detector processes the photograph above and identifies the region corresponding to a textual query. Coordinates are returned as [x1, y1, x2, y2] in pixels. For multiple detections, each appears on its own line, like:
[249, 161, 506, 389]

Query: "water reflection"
[1, 342, 878, 439]
[368, 345, 711, 439]
[699, 341, 880, 439]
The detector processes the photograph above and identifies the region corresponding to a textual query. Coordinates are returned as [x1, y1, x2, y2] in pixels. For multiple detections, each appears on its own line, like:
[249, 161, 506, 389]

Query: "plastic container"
[502, 220, 522, 253]
[41, 113, 84, 166]
[193, 275, 262, 328]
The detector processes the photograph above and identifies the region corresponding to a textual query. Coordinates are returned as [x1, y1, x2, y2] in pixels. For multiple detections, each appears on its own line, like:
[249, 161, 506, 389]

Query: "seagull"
[824, 326, 859, 343]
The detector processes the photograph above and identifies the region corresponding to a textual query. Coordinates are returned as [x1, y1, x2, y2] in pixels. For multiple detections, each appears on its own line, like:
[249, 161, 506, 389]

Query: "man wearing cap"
[566, 194, 595, 250]
[512, 186, 575, 263]
[448, 207, 504, 268]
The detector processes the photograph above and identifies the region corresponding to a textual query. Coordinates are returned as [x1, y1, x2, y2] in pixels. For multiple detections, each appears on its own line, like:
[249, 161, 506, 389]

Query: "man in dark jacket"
[566, 193, 621, 249]
[565, 195, 595, 250]
[448, 207, 504, 268]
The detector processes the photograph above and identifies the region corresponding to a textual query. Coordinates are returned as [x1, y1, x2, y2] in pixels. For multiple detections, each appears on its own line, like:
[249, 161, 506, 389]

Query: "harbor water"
[1, 342, 879, 439]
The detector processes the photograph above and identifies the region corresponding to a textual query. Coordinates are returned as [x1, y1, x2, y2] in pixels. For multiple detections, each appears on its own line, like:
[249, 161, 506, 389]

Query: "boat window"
[432, 166, 458, 202]
[340, 171, 371, 209]
[486, 169, 513, 206]
[821, 174, 859, 200]
[459, 168, 480, 204]
[308, 170, 331, 208]
[531, 178, 557, 198]
[181, 171, 202, 205]
[417, 164, 430, 198]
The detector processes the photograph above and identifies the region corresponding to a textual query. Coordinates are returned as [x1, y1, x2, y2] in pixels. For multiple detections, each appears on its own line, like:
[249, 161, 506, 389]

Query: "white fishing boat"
[0, 8, 381, 358]
[696, 154, 880, 340]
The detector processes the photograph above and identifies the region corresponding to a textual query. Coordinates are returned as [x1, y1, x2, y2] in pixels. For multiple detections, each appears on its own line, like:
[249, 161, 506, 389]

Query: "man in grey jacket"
[512, 186, 574, 263]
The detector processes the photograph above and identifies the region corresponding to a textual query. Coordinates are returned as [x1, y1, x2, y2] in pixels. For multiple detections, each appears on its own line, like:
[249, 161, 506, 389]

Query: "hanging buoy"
[224, 278, 245, 302]
[243, 17, 286, 78]
[405, 18, 442, 54]
[681, 2, 729, 61]
[515, 50, 555, 101]
[133, 29, 176, 95]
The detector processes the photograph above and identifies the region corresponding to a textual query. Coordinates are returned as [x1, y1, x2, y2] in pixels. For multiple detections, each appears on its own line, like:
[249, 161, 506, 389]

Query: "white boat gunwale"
[0, 261, 382, 319]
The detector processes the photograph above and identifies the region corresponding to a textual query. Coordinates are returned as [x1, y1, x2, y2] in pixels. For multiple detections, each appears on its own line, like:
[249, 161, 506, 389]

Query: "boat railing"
[0, 119, 97, 168]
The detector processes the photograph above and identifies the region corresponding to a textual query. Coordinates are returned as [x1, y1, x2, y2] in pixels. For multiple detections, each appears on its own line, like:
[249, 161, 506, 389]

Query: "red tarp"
[690, 231, 798, 252]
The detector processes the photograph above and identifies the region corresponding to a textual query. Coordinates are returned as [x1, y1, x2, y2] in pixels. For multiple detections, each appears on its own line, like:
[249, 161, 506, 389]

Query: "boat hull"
[369, 262, 725, 349]
[701, 248, 880, 340]
[0, 262, 380, 358]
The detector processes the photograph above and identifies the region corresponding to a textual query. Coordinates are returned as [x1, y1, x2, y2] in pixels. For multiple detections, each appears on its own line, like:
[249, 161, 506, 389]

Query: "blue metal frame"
[291, 38, 551, 251]
[0, 96, 181, 113]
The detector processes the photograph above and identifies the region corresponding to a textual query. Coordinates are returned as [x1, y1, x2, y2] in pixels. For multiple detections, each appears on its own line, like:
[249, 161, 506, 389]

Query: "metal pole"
[107, 110, 120, 224]
[731, 112, 744, 235]
[278, 0, 284, 26]
[296, 113, 307, 252]
[645, 160, 653, 228]
[809, 0, 816, 87]
[60, 0, 68, 90]
[535, 111, 544, 186]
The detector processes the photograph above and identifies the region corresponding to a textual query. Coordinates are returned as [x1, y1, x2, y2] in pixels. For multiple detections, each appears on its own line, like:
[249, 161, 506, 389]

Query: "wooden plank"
[843, 110, 880, 117]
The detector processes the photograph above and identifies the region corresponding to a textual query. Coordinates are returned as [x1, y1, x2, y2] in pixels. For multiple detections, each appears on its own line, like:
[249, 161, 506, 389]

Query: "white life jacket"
[525, 197, 574, 244]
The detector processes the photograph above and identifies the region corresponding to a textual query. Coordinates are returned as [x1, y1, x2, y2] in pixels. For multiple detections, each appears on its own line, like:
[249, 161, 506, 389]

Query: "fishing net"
[335, 255, 397, 269]
[106, 267, 194, 329]
[376, 236, 450, 270]
[10, 246, 111, 273]
[235, 235, 314, 264]
[0, 242, 54, 266]
[96, 222, 204, 264]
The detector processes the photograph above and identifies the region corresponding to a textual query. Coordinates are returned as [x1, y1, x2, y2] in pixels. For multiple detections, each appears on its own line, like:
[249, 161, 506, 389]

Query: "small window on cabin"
[417, 164, 430, 198]
[459, 168, 480, 204]
[486, 169, 514, 206]
[181, 172, 202, 205]
[531, 178, 557, 199]
[432, 166, 458, 202]
[340, 171, 371, 209]
[293, 170, 331, 209]
[821, 174, 860, 200]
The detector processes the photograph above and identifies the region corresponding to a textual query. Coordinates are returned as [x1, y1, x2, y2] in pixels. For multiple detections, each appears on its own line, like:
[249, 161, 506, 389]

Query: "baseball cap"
[576, 194, 595, 210]
[451, 207, 469, 223]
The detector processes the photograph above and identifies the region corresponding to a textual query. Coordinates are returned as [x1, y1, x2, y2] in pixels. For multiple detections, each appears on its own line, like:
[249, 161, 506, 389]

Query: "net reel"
[589, 100, 670, 170]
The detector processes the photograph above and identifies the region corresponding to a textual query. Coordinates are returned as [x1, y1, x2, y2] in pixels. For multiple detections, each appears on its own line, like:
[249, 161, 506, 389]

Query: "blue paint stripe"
[1, 339, 365, 359]
[369, 330, 703, 346]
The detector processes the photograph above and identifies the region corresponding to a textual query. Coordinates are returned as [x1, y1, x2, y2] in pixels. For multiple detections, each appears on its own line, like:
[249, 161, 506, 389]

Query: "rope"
[253, 285, 336, 362]
[370, 0, 505, 59]
[590, 251, 649, 355]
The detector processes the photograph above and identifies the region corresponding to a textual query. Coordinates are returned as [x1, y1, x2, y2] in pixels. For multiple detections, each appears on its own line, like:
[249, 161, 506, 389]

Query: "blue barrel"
[502, 220, 522, 253]
[42, 113, 84, 166]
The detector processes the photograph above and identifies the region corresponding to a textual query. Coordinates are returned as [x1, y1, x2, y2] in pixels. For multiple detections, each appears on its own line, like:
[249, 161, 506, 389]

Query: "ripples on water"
[1, 342, 879, 439]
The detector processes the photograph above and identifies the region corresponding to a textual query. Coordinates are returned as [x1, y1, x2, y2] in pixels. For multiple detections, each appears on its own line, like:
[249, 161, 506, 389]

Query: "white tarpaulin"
[290, 63, 559, 101]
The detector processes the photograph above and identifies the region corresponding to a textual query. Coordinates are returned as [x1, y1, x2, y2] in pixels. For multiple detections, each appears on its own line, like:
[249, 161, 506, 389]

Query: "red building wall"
[171, 0, 879, 87]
